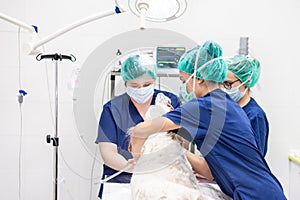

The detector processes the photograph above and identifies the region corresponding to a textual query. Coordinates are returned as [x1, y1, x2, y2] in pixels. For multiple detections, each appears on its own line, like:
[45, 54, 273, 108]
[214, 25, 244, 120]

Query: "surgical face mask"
[180, 47, 203, 103]
[126, 84, 154, 104]
[223, 82, 248, 102]
[223, 72, 253, 102]
[180, 82, 196, 102]
[180, 75, 196, 102]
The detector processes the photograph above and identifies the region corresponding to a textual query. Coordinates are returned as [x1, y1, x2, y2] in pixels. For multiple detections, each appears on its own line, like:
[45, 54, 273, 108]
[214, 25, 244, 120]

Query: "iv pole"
[0, 5, 125, 200]
[36, 53, 76, 200]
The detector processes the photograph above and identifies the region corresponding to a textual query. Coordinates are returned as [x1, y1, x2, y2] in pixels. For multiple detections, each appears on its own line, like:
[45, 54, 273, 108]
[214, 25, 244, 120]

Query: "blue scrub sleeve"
[170, 94, 181, 108]
[96, 105, 117, 144]
[164, 99, 206, 140]
[163, 107, 182, 126]
[250, 115, 269, 157]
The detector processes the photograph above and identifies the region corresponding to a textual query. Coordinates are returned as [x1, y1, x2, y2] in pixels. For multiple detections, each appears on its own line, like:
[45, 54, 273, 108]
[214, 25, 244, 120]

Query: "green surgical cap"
[178, 40, 227, 82]
[227, 55, 260, 88]
[196, 57, 228, 83]
[178, 46, 199, 75]
[121, 54, 157, 82]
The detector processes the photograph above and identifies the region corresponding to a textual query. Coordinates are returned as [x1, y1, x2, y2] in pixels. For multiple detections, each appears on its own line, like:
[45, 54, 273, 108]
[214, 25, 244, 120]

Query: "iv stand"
[36, 53, 76, 200]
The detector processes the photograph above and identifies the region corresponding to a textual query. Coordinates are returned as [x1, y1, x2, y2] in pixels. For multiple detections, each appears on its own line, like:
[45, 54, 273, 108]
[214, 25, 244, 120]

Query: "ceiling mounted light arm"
[26, 6, 125, 54]
[0, 12, 37, 33]
[0, 5, 125, 55]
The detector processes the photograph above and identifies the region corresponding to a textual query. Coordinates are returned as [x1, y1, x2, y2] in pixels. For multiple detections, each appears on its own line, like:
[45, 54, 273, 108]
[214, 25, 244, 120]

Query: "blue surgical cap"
[227, 55, 260, 88]
[121, 54, 157, 82]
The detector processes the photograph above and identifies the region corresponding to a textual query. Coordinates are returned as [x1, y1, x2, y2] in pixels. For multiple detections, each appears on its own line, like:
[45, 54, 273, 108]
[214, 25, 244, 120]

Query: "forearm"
[132, 117, 180, 138]
[128, 136, 146, 159]
[129, 117, 180, 155]
[186, 151, 214, 181]
[99, 143, 128, 171]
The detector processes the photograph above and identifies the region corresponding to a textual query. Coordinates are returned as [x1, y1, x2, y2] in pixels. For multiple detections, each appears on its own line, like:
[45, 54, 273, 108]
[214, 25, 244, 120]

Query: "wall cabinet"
[289, 155, 300, 200]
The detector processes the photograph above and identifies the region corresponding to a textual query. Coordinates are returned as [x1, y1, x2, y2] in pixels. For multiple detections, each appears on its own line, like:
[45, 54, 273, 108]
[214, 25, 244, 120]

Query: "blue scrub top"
[96, 89, 180, 183]
[243, 97, 269, 157]
[164, 89, 286, 200]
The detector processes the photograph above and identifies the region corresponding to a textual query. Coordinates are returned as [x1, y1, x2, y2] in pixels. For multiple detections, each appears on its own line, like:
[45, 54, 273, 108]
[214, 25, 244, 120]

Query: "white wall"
[1, 0, 300, 199]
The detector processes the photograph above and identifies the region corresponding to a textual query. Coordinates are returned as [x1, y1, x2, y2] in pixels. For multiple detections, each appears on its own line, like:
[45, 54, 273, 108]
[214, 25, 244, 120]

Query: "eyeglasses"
[223, 79, 240, 89]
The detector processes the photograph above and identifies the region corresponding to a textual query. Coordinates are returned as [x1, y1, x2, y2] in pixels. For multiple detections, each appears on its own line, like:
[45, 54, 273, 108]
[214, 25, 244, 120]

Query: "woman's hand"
[128, 127, 146, 159]
[124, 158, 137, 173]
[166, 102, 174, 111]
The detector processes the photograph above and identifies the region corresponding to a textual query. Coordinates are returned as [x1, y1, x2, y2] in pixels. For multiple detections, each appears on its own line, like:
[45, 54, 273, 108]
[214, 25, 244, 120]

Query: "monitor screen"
[156, 47, 186, 69]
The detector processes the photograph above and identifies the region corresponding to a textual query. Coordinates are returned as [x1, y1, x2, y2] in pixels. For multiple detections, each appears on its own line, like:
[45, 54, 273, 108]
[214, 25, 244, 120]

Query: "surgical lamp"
[115, 0, 187, 29]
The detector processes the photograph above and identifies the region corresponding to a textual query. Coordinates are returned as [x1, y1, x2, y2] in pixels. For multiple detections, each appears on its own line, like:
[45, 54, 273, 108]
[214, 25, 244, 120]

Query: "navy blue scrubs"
[164, 89, 286, 200]
[95, 89, 180, 198]
[243, 97, 269, 157]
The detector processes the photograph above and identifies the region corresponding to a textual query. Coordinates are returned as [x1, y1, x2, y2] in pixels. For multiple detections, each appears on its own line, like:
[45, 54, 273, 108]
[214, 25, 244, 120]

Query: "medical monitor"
[156, 47, 186, 69]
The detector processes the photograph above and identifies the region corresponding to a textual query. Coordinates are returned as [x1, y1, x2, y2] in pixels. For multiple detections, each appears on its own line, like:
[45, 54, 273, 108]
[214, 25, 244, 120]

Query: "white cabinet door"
[289, 160, 300, 200]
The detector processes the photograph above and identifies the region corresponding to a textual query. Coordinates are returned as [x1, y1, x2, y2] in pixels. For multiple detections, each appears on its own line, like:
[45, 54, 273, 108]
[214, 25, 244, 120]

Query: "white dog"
[130, 93, 212, 200]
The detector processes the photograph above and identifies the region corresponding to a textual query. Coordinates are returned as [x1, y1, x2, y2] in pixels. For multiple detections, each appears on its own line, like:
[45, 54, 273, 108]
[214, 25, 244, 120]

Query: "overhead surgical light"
[115, 0, 187, 29]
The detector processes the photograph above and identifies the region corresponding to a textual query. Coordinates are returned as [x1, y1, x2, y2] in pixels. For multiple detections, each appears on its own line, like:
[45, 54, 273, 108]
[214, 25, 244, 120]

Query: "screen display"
[156, 47, 186, 69]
